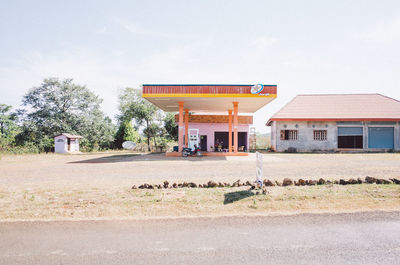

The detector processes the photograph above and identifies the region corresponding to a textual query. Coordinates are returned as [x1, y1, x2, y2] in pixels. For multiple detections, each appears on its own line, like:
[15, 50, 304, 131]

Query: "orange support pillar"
[185, 109, 189, 147]
[233, 102, 238, 153]
[228, 110, 232, 153]
[178, 102, 184, 152]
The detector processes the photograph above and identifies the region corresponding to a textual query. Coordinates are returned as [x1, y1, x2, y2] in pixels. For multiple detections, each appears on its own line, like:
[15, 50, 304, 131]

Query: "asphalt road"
[1, 212, 400, 265]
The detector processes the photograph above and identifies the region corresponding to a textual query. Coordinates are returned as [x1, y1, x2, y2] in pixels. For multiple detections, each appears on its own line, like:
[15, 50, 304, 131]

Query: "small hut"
[54, 133, 83, 153]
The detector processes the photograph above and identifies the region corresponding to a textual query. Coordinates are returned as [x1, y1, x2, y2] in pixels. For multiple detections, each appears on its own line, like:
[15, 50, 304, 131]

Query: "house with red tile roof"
[267, 94, 400, 152]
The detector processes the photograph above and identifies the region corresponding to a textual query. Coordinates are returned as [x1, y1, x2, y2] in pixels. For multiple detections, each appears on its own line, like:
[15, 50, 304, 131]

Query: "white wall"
[54, 136, 80, 153]
[54, 135, 67, 153]
[271, 121, 400, 152]
[272, 121, 337, 152]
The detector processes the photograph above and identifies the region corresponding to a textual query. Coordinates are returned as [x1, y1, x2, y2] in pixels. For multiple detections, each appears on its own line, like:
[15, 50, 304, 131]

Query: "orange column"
[178, 102, 184, 152]
[185, 109, 189, 147]
[228, 110, 232, 153]
[233, 102, 238, 153]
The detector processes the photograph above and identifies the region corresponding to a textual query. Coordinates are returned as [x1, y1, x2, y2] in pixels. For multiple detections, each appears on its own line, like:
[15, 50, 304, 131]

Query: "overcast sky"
[1, 0, 399, 133]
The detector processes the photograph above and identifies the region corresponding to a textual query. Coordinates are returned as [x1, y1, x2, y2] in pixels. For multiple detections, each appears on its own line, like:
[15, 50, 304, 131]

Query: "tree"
[0, 104, 19, 150]
[118, 87, 161, 151]
[163, 112, 178, 141]
[0, 104, 17, 138]
[114, 120, 141, 148]
[18, 78, 116, 151]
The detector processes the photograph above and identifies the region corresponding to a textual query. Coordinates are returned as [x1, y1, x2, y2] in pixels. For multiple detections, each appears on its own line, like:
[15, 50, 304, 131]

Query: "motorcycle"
[182, 146, 202, 157]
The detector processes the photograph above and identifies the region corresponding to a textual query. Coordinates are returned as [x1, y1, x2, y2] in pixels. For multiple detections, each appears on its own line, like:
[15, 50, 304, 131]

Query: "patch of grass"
[0, 185, 400, 221]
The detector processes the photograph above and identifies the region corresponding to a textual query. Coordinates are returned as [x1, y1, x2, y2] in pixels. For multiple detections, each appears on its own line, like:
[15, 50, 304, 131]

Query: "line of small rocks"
[131, 177, 400, 190]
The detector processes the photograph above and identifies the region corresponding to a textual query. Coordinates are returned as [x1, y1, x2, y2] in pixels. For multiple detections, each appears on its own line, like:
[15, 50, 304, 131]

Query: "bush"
[0, 142, 40, 154]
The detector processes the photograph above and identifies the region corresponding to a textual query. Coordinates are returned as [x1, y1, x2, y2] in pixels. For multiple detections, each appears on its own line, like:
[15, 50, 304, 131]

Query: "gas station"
[142, 84, 277, 156]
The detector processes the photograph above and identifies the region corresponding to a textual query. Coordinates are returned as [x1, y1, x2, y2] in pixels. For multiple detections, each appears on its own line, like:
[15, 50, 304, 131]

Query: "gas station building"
[142, 84, 277, 156]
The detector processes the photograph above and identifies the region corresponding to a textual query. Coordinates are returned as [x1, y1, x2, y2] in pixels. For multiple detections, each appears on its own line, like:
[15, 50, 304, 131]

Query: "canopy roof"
[267, 94, 400, 125]
[143, 84, 277, 113]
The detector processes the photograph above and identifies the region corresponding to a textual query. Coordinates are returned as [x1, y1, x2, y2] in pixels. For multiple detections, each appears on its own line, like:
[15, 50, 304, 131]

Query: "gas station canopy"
[143, 84, 277, 113]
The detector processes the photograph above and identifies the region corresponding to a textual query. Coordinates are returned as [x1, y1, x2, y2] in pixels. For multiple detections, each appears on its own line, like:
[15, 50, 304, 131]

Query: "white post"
[256, 152, 263, 186]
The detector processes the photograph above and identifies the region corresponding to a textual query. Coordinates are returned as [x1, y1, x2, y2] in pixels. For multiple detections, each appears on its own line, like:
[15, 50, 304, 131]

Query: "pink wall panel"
[183, 123, 249, 152]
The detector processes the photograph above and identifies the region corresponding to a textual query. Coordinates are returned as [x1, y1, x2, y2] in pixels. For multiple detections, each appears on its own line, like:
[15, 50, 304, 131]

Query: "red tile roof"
[267, 94, 400, 125]
[54, 133, 83, 139]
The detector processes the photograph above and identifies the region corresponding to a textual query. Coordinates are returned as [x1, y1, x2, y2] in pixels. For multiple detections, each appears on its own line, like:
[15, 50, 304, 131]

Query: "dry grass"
[1, 153, 400, 221]
[0, 184, 399, 221]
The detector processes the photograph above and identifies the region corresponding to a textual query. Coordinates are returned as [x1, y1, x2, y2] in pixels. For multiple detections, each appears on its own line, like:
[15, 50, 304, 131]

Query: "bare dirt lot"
[1, 152, 400, 188]
[0, 152, 399, 221]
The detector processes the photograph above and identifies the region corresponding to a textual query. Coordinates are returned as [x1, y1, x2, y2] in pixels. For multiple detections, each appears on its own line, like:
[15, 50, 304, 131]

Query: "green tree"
[163, 112, 178, 141]
[118, 87, 161, 151]
[0, 104, 19, 150]
[114, 120, 140, 148]
[18, 78, 116, 151]
[0, 104, 18, 138]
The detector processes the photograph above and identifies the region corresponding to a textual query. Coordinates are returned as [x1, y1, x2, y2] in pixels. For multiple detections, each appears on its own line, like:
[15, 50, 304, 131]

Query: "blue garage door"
[368, 127, 394, 149]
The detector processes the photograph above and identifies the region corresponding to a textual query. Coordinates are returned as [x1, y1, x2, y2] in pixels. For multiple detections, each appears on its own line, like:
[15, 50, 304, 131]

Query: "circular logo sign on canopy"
[250, 84, 264, 94]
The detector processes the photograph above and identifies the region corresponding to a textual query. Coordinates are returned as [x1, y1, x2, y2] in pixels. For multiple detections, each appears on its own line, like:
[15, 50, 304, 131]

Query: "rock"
[357, 178, 363, 184]
[232, 179, 241, 187]
[188, 182, 197, 188]
[377, 179, 391, 184]
[282, 178, 293, 186]
[207, 181, 217, 188]
[390, 178, 400, 184]
[347, 178, 358, 185]
[263, 179, 275, 186]
[297, 179, 306, 186]
[365, 176, 377, 184]
[172, 183, 177, 188]
[308, 180, 316, 185]
[317, 178, 326, 185]
[339, 179, 347, 185]
[275, 181, 282, 186]
[163, 181, 169, 188]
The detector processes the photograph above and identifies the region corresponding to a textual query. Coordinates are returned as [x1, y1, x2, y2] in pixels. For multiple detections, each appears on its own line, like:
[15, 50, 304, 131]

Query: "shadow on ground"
[69, 153, 227, 164]
[224, 190, 254, 204]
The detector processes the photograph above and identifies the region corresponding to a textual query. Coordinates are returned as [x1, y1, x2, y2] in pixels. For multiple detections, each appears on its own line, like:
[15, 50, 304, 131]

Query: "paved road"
[1, 212, 400, 265]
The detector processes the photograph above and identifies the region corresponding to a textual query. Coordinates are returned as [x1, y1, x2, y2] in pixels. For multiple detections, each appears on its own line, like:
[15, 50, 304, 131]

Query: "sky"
[1, 0, 399, 133]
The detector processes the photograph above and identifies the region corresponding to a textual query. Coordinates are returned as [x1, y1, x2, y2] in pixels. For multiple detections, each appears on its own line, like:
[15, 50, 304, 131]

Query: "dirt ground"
[1, 152, 400, 189]
[1, 152, 400, 220]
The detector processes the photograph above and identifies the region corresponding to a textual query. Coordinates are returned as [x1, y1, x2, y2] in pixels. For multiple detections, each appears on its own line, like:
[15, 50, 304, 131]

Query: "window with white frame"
[280, 130, 298, 140]
[313, 130, 327, 141]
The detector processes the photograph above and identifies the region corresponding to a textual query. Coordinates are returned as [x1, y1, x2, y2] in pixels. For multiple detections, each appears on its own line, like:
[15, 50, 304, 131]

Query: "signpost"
[256, 152, 263, 187]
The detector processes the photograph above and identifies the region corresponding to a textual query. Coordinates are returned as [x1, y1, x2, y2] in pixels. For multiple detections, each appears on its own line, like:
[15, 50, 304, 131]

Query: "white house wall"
[273, 121, 338, 152]
[272, 121, 400, 152]
[54, 136, 67, 153]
